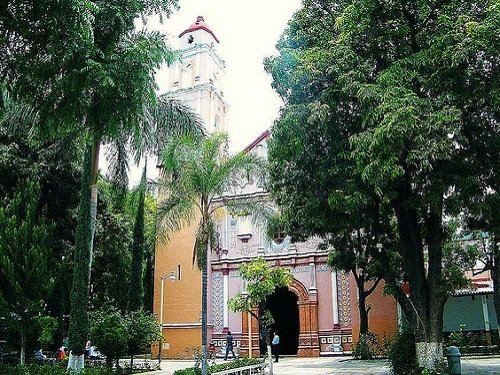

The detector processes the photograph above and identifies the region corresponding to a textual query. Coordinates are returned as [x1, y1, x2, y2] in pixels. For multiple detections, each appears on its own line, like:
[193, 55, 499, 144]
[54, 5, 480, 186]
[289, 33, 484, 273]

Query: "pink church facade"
[207, 131, 398, 357]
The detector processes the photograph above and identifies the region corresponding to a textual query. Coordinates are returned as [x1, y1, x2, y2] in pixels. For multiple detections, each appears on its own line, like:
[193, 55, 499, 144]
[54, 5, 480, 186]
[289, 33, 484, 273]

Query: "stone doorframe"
[240, 278, 320, 357]
[289, 278, 320, 357]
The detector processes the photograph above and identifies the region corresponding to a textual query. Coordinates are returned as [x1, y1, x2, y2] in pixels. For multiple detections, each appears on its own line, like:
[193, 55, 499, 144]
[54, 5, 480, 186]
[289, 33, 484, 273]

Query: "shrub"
[0, 364, 116, 375]
[351, 332, 387, 359]
[388, 325, 418, 375]
[172, 357, 264, 375]
[125, 311, 161, 363]
[90, 310, 128, 367]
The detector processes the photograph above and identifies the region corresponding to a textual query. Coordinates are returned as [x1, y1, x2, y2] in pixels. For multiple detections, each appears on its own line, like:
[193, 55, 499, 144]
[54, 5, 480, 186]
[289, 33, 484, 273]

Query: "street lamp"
[159, 271, 178, 364]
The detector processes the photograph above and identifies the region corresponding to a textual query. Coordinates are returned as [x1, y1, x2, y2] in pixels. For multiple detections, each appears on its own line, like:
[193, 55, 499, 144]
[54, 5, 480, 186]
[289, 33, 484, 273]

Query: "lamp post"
[159, 271, 177, 365]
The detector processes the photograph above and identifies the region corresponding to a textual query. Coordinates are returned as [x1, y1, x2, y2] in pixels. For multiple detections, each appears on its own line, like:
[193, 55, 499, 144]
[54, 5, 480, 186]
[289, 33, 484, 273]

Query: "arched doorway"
[241, 278, 320, 357]
[265, 287, 299, 355]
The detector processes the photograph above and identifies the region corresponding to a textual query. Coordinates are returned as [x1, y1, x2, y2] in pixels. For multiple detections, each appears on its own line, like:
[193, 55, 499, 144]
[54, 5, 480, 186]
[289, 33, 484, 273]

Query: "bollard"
[446, 346, 461, 375]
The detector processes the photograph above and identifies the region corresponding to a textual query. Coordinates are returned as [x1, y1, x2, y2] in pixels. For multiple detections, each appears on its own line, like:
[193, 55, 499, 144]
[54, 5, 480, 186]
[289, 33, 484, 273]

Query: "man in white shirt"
[272, 331, 280, 363]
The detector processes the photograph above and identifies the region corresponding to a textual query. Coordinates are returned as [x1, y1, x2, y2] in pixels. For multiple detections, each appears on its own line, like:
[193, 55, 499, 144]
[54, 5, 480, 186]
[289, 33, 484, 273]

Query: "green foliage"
[173, 358, 264, 375]
[128, 166, 147, 312]
[388, 325, 418, 375]
[0, 364, 120, 375]
[124, 310, 161, 358]
[90, 180, 133, 313]
[351, 332, 388, 360]
[0, 179, 55, 362]
[36, 316, 58, 349]
[0, 364, 68, 375]
[228, 258, 292, 315]
[158, 133, 265, 375]
[447, 324, 466, 348]
[266, 0, 500, 358]
[89, 310, 128, 366]
[0, 123, 81, 353]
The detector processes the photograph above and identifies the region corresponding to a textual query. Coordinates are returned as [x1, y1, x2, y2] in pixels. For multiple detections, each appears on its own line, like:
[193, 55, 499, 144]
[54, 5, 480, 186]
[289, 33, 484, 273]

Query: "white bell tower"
[165, 16, 228, 134]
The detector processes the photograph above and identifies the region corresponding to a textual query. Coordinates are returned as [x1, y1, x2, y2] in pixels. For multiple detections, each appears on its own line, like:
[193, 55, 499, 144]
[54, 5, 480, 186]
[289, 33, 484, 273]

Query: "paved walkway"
[155, 356, 500, 375]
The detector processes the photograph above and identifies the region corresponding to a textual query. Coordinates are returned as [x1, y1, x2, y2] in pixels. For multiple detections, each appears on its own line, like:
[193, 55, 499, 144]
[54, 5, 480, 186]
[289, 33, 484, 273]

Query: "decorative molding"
[211, 272, 224, 332]
[292, 266, 309, 274]
[289, 278, 309, 302]
[338, 272, 352, 328]
[317, 264, 331, 272]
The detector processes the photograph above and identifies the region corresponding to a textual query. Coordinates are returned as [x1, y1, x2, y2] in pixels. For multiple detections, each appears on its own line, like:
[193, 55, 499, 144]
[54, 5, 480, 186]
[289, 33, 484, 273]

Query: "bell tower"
[154, 16, 228, 360]
[165, 16, 228, 133]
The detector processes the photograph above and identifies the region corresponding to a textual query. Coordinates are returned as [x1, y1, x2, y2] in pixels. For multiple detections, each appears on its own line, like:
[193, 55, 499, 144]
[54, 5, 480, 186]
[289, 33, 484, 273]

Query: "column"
[223, 270, 229, 330]
[331, 271, 339, 326]
[309, 262, 317, 291]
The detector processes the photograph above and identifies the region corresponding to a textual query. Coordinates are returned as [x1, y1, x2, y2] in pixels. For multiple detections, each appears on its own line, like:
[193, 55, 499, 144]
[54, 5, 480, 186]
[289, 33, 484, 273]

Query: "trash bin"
[446, 346, 461, 375]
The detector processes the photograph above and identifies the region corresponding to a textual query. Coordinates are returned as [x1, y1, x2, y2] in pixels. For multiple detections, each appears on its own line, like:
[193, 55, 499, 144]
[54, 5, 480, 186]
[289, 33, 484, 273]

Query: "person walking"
[224, 331, 236, 360]
[272, 331, 280, 363]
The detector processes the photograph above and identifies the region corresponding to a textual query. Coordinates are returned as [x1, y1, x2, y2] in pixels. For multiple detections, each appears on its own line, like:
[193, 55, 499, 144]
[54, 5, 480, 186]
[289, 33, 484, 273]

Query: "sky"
[109, 0, 302, 186]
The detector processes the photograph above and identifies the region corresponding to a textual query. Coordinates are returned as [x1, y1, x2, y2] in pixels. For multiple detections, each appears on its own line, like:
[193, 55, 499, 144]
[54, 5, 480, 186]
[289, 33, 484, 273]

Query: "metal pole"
[248, 312, 252, 358]
[159, 277, 164, 365]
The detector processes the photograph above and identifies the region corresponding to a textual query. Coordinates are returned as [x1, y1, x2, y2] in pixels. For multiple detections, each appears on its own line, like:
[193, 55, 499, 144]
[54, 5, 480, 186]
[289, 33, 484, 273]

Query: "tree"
[89, 179, 133, 313]
[157, 132, 263, 375]
[264, 1, 398, 358]
[125, 310, 161, 368]
[36, 316, 59, 349]
[2, 1, 204, 369]
[0, 120, 82, 348]
[265, 104, 399, 356]
[89, 309, 128, 368]
[128, 165, 147, 312]
[266, 0, 500, 369]
[0, 180, 54, 364]
[228, 258, 292, 375]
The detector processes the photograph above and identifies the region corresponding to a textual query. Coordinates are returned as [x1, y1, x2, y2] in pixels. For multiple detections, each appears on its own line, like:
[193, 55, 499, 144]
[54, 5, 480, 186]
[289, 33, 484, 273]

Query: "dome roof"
[179, 16, 219, 43]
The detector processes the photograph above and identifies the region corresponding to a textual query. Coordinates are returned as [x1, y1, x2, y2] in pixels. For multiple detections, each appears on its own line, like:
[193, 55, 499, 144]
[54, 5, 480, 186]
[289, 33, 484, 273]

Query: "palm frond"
[105, 135, 130, 197]
[0, 85, 41, 141]
[223, 196, 275, 228]
[154, 96, 205, 150]
[156, 192, 197, 244]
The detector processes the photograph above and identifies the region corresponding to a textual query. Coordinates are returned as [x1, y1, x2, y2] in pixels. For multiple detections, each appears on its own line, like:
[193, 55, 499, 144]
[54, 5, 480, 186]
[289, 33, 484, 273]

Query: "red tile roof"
[243, 129, 270, 153]
[179, 16, 220, 43]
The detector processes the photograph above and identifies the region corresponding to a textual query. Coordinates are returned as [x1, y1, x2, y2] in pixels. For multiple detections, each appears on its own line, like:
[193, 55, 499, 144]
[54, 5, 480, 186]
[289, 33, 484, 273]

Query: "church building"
[153, 16, 398, 359]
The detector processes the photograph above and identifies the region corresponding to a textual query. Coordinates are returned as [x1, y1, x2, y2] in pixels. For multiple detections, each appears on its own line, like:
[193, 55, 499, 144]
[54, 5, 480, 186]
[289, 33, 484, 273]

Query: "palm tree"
[157, 132, 263, 375]
[66, 95, 203, 370]
[2, 2, 204, 371]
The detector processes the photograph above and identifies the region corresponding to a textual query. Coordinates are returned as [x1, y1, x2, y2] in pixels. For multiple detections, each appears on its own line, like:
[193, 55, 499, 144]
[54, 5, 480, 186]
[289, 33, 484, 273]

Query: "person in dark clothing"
[224, 331, 236, 360]
[272, 331, 280, 362]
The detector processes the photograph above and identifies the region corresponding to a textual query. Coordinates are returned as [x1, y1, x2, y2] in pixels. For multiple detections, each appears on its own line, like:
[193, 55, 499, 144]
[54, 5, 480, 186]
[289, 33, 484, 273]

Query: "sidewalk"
[154, 356, 500, 375]
[156, 357, 390, 375]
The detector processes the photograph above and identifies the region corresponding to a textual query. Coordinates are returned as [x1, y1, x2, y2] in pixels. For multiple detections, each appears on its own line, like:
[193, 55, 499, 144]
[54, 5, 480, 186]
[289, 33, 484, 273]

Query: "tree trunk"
[266, 329, 273, 375]
[130, 354, 134, 369]
[392, 185, 446, 370]
[357, 280, 369, 336]
[201, 247, 208, 375]
[68, 140, 100, 372]
[20, 326, 25, 365]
